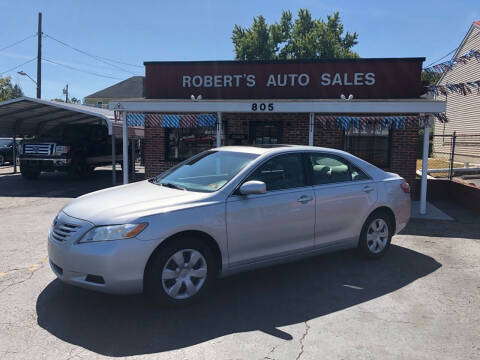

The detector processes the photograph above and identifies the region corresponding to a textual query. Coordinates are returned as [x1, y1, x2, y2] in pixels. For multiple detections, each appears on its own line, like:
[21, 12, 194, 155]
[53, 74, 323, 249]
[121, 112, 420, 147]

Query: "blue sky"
[0, 0, 478, 101]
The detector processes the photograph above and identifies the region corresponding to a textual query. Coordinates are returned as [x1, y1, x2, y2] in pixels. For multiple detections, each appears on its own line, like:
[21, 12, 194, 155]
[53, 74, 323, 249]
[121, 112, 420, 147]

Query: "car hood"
[62, 180, 214, 225]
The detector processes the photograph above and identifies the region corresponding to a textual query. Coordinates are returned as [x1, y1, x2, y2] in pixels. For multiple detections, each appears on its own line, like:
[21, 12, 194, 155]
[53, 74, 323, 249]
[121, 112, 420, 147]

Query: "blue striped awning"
[126, 113, 145, 127]
[146, 113, 217, 128]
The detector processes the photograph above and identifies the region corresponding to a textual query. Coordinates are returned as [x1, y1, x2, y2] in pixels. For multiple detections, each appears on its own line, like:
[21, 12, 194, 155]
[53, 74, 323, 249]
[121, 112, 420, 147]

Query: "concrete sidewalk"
[411, 200, 454, 221]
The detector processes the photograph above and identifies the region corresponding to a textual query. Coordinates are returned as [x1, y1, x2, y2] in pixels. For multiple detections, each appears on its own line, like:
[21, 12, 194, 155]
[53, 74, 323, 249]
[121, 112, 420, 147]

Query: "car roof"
[217, 145, 352, 156]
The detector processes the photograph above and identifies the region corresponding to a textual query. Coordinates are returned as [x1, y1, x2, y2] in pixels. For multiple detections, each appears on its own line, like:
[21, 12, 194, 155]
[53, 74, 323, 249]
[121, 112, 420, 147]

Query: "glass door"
[250, 121, 283, 145]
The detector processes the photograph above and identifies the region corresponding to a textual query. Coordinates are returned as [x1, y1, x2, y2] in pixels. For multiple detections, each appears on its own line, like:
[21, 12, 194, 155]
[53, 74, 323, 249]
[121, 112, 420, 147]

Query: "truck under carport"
[0, 97, 143, 184]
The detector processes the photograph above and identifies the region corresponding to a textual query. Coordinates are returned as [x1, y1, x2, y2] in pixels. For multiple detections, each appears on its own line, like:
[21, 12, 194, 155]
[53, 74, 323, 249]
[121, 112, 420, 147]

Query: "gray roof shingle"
[85, 76, 144, 99]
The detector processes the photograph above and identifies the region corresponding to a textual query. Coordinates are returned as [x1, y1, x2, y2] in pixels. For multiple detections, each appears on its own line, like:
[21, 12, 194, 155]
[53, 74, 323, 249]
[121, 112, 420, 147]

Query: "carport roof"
[0, 96, 116, 136]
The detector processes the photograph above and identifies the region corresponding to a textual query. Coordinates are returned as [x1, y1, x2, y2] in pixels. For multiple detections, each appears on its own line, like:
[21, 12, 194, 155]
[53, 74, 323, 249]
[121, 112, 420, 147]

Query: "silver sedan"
[48, 145, 411, 305]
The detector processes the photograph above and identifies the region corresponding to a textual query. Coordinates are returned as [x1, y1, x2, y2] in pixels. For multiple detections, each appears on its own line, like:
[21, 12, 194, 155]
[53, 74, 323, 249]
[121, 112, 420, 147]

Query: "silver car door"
[226, 153, 315, 267]
[307, 152, 377, 247]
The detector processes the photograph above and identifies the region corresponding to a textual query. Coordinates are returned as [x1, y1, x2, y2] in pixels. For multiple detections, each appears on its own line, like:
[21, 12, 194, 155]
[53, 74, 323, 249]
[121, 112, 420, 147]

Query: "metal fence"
[425, 132, 480, 183]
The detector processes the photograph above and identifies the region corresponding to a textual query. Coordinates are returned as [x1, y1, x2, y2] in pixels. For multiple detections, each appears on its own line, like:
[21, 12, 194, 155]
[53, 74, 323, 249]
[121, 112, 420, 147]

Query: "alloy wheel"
[161, 249, 207, 300]
[366, 218, 389, 254]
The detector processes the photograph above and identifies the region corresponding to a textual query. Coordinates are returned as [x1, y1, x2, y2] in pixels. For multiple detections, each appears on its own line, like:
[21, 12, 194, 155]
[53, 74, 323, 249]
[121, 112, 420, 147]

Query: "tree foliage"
[232, 10, 359, 60]
[51, 97, 81, 104]
[421, 70, 441, 86]
[0, 76, 24, 102]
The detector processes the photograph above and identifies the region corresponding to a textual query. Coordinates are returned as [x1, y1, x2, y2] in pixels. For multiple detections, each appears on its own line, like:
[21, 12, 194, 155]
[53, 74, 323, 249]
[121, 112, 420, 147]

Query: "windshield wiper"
[160, 182, 186, 191]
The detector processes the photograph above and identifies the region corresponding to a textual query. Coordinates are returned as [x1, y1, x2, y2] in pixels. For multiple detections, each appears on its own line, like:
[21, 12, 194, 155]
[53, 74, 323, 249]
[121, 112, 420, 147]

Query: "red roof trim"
[474, 20, 480, 27]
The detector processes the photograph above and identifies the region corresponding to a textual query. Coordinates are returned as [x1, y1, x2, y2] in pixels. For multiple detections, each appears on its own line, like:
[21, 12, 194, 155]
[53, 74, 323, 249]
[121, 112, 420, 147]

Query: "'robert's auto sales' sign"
[145, 58, 424, 100]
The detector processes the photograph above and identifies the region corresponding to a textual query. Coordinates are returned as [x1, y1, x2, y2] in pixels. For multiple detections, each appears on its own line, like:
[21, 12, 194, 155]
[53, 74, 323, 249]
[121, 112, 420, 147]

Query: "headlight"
[55, 145, 69, 155]
[79, 223, 148, 243]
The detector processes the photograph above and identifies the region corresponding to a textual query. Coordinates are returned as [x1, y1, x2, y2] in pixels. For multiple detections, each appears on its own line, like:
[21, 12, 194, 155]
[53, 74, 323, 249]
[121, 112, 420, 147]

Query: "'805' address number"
[251, 103, 274, 111]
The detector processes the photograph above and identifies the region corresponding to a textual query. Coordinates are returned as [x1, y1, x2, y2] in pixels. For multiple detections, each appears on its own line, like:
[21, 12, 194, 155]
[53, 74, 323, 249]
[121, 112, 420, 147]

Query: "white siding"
[433, 24, 480, 161]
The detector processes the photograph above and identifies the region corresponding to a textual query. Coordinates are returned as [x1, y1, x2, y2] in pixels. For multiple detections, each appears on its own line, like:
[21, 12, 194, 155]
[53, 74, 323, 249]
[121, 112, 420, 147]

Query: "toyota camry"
[48, 145, 411, 305]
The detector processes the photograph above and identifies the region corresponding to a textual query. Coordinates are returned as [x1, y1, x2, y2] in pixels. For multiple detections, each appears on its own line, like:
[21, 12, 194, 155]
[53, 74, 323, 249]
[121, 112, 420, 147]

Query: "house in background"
[84, 76, 144, 109]
[433, 21, 480, 164]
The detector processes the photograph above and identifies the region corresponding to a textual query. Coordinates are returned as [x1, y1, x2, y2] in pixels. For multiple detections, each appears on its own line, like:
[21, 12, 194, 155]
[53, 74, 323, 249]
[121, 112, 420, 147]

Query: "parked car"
[0, 138, 20, 166]
[48, 145, 411, 305]
[19, 124, 123, 179]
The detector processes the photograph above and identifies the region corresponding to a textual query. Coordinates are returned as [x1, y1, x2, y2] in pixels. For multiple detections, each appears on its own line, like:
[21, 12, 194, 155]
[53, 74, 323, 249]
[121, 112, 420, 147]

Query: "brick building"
[112, 58, 445, 195]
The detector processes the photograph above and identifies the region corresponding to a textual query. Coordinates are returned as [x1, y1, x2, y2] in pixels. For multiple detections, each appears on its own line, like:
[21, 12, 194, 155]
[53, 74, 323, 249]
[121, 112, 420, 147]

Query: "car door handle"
[363, 185, 374, 193]
[297, 195, 314, 203]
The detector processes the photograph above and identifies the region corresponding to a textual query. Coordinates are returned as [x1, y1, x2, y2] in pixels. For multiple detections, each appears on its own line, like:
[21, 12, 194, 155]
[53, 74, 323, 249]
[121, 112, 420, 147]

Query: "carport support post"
[420, 117, 430, 215]
[216, 112, 222, 147]
[122, 111, 128, 185]
[12, 134, 17, 174]
[111, 134, 116, 185]
[308, 113, 314, 146]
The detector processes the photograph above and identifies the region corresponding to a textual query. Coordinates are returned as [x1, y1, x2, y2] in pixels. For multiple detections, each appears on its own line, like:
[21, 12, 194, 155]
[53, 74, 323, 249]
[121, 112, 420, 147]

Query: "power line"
[424, 31, 480, 68]
[424, 48, 458, 68]
[0, 57, 37, 76]
[43, 33, 142, 75]
[0, 34, 37, 53]
[42, 57, 124, 80]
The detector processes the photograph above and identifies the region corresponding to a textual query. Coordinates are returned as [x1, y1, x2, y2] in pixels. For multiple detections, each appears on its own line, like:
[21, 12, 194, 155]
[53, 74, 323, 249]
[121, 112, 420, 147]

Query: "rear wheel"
[0, 154, 4, 166]
[144, 237, 217, 306]
[357, 211, 393, 258]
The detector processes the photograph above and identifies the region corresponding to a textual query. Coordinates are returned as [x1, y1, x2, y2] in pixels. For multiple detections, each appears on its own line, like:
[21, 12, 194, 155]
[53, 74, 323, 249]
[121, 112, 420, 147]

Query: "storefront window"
[166, 126, 221, 161]
[344, 124, 391, 168]
[250, 121, 283, 145]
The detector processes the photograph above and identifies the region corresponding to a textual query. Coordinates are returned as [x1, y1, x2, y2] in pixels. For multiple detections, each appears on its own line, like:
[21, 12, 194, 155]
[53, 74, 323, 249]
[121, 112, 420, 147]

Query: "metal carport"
[0, 96, 143, 184]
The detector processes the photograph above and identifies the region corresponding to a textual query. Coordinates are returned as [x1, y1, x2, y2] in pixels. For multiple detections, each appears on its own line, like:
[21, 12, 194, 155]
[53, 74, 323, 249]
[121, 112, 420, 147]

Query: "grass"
[416, 158, 463, 178]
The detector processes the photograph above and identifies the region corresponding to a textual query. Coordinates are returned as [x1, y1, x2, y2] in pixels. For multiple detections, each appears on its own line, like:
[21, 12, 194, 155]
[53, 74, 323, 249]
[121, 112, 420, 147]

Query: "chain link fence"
[419, 132, 480, 187]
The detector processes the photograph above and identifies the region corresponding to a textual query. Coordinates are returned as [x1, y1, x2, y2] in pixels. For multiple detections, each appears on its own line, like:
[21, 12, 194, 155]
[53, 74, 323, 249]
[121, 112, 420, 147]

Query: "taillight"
[400, 182, 410, 194]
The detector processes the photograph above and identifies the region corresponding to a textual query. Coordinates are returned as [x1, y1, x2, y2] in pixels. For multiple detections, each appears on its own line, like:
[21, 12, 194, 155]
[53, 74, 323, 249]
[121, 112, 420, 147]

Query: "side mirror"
[239, 180, 266, 195]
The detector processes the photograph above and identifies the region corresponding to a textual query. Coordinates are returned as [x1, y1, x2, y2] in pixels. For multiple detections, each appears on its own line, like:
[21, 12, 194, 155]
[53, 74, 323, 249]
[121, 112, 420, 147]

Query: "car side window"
[308, 153, 369, 185]
[246, 153, 306, 191]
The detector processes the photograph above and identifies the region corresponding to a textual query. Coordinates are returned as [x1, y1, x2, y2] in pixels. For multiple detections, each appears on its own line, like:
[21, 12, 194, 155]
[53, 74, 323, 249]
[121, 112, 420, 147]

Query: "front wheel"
[144, 237, 217, 306]
[20, 167, 40, 180]
[357, 211, 393, 258]
[0, 154, 4, 166]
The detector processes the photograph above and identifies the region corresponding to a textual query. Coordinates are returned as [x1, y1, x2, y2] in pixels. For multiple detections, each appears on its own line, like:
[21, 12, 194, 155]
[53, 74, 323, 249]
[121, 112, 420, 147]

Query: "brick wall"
[144, 116, 178, 178]
[313, 126, 344, 149]
[144, 112, 419, 194]
[385, 127, 419, 195]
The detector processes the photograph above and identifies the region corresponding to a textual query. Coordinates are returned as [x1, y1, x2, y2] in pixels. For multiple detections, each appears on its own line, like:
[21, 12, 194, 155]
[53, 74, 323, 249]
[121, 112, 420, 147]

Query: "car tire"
[357, 210, 393, 259]
[69, 159, 90, 179]
[20, 167, 40, 180]
[144, 236, 217, 306]
[0, 154, 4, 166]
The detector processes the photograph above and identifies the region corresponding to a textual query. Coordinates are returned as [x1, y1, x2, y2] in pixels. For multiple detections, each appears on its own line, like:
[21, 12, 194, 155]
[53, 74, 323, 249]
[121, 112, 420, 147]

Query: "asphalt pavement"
[0, 169, 479, 359]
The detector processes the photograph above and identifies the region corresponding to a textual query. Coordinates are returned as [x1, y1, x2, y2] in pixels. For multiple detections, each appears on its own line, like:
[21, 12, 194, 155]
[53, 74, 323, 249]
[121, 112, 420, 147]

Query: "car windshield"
[151, 150, 258, 192]
[0, 139, 12, 147]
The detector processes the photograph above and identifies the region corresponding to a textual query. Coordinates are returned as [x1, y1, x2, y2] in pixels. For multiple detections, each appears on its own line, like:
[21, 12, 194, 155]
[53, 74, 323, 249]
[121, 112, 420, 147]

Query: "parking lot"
[0, 169, 479, 360]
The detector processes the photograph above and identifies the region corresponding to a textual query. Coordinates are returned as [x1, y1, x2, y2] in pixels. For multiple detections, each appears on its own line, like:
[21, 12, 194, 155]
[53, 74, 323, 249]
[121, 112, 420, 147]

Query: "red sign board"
[144, 58, 424, 100]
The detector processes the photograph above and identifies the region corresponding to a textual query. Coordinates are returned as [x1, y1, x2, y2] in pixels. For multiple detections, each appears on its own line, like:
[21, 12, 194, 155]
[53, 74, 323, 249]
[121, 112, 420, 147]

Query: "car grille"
[24, 143, 55, 155]
[51, 222, 80, 242]
[49, 212, 93, 244]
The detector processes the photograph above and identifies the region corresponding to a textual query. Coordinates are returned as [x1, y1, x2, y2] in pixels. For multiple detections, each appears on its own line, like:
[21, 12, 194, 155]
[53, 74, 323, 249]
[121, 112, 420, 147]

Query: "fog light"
[85, 274, 105, 284]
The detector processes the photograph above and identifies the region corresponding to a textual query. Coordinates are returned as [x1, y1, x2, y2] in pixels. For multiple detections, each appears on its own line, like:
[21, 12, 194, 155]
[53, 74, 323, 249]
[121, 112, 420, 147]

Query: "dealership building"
[111, 58, 446, 194]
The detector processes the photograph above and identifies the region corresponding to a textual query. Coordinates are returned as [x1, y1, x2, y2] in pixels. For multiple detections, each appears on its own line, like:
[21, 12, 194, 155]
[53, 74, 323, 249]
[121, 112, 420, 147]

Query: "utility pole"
[63, 84, 69, 103]
[36, 12, 42, 99]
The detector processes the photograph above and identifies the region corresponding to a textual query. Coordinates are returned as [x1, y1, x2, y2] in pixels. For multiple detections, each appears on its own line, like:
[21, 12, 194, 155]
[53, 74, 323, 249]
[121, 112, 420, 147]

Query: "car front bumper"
[48, 231, 158, 295]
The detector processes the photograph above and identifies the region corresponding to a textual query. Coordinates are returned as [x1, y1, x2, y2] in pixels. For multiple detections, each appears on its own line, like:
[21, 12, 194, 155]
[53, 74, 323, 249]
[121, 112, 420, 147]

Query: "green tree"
[51, 97, 81, 104]
[11, 84, 24, 99]
[232, 9, 358, 60]
[421, 70, 441, 86]
[0, 76, 24, 101]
